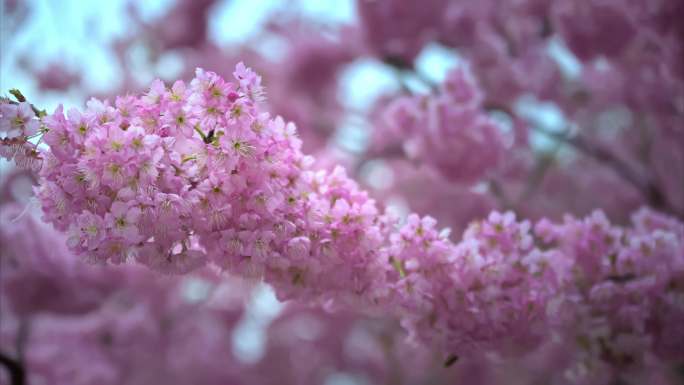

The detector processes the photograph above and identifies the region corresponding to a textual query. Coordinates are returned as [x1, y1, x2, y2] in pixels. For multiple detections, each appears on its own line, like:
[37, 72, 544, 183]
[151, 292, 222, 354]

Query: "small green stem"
[193, 124, 207, 142]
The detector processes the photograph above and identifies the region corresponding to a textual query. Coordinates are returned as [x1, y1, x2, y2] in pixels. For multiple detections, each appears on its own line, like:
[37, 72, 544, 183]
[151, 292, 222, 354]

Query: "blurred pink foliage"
[2, 0, 684, 384]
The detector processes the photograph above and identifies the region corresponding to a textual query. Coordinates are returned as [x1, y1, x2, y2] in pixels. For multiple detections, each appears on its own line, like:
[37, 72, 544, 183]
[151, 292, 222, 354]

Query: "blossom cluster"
[390, 212, 561, 357]
[373, 66, 505, 184]
[36, 64, 284, 272]
[9, 64, 394, 313]
[2, 64, 683, 383]
[385, 208, 684, 377]
[0, 100, 43, 171]
[536, 209, 684, 370]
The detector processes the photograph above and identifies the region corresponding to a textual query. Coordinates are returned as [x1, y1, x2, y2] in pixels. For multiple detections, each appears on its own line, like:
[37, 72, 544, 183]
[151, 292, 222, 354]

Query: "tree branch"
[0, 351, 25, 385]
[533, 125, 679, 217]
[484, 102, 682, 218]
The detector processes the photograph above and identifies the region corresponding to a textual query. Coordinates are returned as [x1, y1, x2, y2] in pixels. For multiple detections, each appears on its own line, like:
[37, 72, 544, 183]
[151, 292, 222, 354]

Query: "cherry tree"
[1, 0, 683, 384]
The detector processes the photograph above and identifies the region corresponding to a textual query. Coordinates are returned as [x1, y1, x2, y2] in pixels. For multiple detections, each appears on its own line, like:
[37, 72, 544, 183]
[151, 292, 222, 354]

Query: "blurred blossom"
[2, 0, 684, 384]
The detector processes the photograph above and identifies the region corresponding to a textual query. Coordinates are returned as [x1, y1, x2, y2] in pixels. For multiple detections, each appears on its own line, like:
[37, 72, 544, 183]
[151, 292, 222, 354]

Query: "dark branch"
[485, 102, 681, 218]
[0, 351, 25, 385]
[443, 354, 459, 367]
[540, 127, 680, 218]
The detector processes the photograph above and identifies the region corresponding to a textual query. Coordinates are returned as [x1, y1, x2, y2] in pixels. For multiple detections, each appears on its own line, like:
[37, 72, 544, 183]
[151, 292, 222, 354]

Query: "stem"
[488, 178, 510, 210]
[6, 91, 45, 117]
[193, 124, 207, 142]
[518, 134, 563, 203]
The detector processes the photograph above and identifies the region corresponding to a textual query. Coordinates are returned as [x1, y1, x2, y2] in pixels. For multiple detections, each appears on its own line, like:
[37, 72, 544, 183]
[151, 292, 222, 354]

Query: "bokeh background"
[2, 1, 683, 384]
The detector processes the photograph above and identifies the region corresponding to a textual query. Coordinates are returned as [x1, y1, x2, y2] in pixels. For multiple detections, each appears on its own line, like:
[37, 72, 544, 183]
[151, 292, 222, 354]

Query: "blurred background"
[2, 0, 366, 108]
[1, 0, 683, 384]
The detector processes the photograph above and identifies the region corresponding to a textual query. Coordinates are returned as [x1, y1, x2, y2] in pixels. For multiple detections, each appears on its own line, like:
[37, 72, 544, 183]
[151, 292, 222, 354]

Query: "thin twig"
[0, 351, 25, 385]
[484, 102, 681, 218]
[534, 125, 677, 216]
[519, 141, 562, 203]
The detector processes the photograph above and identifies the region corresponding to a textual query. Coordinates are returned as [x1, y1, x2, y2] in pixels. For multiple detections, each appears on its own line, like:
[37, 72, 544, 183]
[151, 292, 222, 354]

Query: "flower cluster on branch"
[1, 64, 682, 383]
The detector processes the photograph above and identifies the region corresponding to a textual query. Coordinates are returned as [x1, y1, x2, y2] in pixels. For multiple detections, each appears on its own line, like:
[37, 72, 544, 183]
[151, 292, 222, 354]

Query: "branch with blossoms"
[1, 64, 683, 384]
[0, 91, 47, 173]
